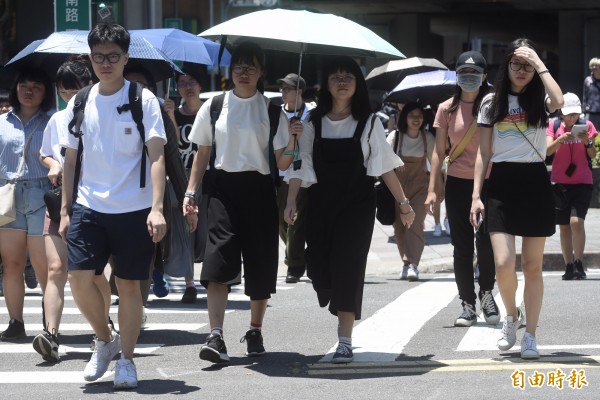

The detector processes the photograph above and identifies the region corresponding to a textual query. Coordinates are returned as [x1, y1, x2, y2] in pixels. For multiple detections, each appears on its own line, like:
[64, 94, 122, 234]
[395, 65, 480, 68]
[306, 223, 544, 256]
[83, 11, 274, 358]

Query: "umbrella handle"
[293, 43, 305, 118]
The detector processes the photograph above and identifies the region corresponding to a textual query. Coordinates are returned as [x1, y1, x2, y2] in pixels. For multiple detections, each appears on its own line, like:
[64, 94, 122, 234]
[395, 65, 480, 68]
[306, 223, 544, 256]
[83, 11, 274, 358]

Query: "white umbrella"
[366, 57, 448, 91]
[199, 8, 404, 59]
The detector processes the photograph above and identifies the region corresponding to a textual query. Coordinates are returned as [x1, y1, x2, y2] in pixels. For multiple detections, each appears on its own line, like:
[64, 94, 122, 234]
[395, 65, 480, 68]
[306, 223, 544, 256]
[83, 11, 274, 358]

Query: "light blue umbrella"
[130, 28, 231, 67]
[4, 30, 181, 82]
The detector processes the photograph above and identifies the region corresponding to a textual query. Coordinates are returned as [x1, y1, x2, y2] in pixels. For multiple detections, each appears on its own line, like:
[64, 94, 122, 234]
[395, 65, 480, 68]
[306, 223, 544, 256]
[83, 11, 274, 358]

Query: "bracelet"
[283, 150, 297, 156]
[538, 70, 549, 76]
[585, 141, 595, 149]
[184, 191, 196, 198]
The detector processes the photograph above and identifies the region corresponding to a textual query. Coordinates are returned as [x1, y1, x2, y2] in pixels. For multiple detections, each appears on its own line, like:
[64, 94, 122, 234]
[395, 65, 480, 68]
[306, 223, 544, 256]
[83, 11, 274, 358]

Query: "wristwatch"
[585, 142, 595, 149]
[398, 198, 410, 206]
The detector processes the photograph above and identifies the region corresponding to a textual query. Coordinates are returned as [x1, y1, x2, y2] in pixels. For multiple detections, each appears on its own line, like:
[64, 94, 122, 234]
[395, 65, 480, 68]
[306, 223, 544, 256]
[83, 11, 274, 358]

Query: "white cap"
[561, 92, 582, 115]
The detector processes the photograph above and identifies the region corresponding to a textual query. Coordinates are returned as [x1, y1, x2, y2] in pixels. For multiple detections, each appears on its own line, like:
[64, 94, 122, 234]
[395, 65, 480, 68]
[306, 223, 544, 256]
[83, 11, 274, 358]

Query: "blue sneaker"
[152, 270, 169, 298]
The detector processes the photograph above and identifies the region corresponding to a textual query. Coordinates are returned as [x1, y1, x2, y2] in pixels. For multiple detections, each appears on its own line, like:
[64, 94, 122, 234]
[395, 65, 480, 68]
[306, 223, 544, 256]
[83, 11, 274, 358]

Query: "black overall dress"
[306, 116, 375, 320]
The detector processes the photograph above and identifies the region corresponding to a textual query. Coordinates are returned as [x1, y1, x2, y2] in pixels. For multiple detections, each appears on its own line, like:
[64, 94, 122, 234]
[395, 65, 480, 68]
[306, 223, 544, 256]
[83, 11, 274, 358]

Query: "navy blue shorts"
[67, 203, 155, 280]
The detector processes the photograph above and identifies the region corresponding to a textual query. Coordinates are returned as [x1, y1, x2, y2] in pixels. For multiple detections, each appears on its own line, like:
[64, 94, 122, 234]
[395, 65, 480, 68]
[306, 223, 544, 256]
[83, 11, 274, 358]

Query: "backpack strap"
[68, 85, 93, 138]
[209, 93, 225, 170]
[116, 82, 147, 188]
[552, 118, 560, 135]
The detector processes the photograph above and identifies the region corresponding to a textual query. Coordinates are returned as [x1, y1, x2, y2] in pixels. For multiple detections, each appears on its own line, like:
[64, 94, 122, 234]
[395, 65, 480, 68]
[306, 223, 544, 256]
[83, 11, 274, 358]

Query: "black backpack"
[209, 93, 281, 186]
[68, 82, 148, 188]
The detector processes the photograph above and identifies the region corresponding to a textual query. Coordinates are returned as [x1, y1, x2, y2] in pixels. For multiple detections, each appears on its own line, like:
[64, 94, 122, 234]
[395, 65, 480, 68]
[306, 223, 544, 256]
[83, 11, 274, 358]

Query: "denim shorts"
[0, 178, 51, 236]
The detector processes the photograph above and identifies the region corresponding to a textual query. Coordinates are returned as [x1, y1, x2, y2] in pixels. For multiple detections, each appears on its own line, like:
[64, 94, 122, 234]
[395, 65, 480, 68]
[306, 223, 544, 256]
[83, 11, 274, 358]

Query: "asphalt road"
[1, 268, 598, 399]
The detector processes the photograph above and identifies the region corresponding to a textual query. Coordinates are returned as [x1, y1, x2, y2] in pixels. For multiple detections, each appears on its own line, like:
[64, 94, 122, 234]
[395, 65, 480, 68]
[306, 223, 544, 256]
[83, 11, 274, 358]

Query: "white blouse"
[286, 114, 403, 187]
[188, 90, 289, 175]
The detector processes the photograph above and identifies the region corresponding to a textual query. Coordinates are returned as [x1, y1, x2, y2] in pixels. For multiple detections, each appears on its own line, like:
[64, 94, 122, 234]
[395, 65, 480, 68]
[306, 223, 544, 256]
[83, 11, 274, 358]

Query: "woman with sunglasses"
[470, 38, 564, 360]
[284, 56, 414, 364]
[184, 42, 302, 364]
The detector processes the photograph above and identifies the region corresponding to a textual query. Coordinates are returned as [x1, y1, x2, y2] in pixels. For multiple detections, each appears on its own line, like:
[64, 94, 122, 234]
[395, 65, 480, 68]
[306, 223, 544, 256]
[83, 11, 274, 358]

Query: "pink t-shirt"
[547, 119, 597, 184]
[433, 98, 490, 180]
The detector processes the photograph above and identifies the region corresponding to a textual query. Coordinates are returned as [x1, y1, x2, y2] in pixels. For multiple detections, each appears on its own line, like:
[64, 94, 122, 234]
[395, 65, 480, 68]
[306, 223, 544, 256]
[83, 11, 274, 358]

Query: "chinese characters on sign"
[512, 369, 589, 390]
[55, 0, 91, 31]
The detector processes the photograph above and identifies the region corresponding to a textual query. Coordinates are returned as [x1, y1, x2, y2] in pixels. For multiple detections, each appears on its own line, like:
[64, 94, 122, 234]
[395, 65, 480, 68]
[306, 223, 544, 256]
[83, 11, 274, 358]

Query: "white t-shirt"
[286, 115, 403, 187]
[386, 130, 434, 159]
[60, 81, 167, 213]
[188, 90, 290, 175]
[478, 93, 547, 163]
[279, 102, 315, 176]
[40, 109, 69, 167]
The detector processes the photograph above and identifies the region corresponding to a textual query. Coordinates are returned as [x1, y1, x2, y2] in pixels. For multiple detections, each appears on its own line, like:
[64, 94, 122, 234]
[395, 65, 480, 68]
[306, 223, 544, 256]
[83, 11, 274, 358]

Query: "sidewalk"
[276, 204, 600, 278]
[365, 204, 600, 276]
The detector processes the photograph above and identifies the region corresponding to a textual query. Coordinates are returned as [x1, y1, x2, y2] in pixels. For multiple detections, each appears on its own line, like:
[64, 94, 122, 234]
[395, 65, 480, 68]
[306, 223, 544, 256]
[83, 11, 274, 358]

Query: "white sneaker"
[407, 264, 419, 282]
[520, 332, 539, 360]
[443, 218, 451, 236]
[433, 224, 442, 237]
[399, 264, 409, 280]
[114, 355, 138, 389]
[84, 332, 121, 382]
[497, 316, 517, 351]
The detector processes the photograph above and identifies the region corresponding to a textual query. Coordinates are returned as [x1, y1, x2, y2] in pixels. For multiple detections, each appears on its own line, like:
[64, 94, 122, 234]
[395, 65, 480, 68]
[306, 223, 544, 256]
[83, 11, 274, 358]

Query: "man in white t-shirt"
[58, 23, 167, 390]
[276, 73, 314, 283]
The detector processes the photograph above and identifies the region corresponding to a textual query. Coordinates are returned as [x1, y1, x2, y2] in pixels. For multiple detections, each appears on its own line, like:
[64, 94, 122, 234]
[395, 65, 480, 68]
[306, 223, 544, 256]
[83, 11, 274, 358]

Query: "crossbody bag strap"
[14, 117, 45, 181]
[447, 119, 477, 164]
[512, 121, 545, 163]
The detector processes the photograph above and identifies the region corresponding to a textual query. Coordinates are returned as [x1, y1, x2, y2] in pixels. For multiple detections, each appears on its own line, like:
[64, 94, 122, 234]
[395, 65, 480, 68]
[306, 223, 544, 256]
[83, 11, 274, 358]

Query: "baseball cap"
[277, 73, 306, 90]
[455, 51, 487, 73]
[561, 92, 582, 115]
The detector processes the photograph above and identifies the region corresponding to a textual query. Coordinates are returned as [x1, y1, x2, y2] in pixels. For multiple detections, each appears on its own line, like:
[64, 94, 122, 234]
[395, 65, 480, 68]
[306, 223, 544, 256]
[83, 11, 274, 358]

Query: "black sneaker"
[181, 286, 198, 304]
[199, 333, 229, 363]
[240, 329, 266, 357]
[478, 290, 500, 325]
[574, 259, 587, 280]
[562, 263, 575, 280]
[332, 342, 353, 364]
[33, 330, 60, 363]
[0, 319, 26, 340]
[285, 274, 300, 284]
[454, 302, 477, 327]
[24, 264, 38, 289]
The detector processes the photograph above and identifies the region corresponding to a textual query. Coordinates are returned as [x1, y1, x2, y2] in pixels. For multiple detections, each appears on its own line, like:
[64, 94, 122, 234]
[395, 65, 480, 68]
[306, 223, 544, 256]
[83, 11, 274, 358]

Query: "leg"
[93, 267, 112, 325]
[114, 277, 142, 360]
[490, 233, 518, 320]
[69, 270, 112, 342]
[0, 230, 27, 323]
[559, 224, 574, 265]
[570, 217, 586, 261]
[285, 187, 308, 279]
[337, 311, 355, 338]
[42, 234, 68, 332]
[249, 299, 268, 327]
[206, 282, 229, 330]
[26, 236, 48, 293]
[520, 237, 546, 335]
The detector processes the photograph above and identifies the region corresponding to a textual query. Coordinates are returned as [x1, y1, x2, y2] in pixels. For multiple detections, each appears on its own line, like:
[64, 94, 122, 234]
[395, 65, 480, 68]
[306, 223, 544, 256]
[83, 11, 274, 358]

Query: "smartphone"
[571, 124, 588, 138]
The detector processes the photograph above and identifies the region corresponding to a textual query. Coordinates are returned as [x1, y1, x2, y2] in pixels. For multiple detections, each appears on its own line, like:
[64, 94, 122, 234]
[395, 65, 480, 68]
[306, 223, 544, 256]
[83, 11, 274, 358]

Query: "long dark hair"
[310, 56, 371, 123]
[229, 41, 265, 93]
[486, 38, 548, 127]
[9, 67, 53, 112]
[397, 101, 425, 133]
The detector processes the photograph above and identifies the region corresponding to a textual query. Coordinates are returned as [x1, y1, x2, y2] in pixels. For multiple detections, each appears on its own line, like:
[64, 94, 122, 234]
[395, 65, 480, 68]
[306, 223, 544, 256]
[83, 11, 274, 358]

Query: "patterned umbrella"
[385, 70, 457, 106]
[4, 30, 181, 82]
[366, 57, 448, 91]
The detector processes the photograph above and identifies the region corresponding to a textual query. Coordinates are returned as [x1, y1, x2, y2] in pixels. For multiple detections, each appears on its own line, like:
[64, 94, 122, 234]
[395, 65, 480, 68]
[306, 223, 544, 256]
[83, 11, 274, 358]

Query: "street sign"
[54, 0, 92, 31]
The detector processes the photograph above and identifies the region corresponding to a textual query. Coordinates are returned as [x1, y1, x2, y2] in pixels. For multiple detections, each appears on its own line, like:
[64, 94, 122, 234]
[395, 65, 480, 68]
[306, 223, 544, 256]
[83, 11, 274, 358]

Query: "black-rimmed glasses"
[232, 65, 258, 75]
[91, 52, 125, 64]
[509, 61, 534, 73]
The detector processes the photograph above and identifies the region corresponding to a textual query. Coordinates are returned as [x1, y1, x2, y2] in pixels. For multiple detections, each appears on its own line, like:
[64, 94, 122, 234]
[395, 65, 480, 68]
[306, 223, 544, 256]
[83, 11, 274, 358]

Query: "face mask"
[457, 73, 483, 93]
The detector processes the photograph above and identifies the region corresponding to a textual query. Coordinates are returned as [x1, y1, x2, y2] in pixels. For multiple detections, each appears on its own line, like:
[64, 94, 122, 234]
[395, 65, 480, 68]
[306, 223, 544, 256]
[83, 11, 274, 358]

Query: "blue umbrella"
[4, 30, 181, 82]
[130, 28, 230, 67]
[385, 70, 457, 106]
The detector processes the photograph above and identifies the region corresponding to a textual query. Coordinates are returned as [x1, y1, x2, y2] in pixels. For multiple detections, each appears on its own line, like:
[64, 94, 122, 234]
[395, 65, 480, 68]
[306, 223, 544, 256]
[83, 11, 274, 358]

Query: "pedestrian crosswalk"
[1, 271, 599, 386]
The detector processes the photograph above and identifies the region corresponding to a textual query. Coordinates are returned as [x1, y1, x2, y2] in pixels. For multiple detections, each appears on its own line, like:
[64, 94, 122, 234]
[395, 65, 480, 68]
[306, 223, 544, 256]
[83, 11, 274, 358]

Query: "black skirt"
[485, 162, 555, 237]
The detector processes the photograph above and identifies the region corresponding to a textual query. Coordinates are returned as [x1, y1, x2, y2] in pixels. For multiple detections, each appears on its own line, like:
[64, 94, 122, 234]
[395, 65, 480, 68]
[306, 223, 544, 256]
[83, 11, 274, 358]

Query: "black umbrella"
[385, 70, 457, 106]
[366, 57, 448, 91]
